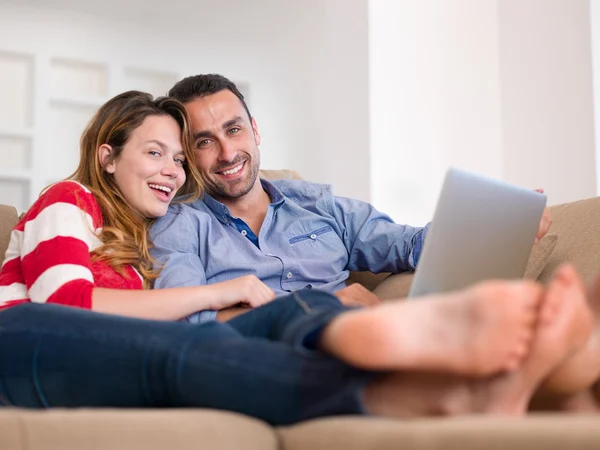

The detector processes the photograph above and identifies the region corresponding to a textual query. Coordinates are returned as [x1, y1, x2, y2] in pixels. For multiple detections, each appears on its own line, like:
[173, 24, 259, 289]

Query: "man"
[150, 73, 552, 322]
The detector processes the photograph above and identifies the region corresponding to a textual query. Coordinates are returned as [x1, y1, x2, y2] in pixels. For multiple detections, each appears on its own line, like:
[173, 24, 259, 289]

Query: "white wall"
[589, 0, 600, 195]
[369, 0, 596, 225]
[0, 0, 597, 220]
[369, 0, 504, 225]
[0, 0, 371, 208]
[499, 0, 596, 205]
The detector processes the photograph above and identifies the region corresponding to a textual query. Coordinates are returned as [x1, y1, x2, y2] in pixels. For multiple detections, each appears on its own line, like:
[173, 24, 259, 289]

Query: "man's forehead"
[185, 93, 248, 131]
[185, 90, 244, 116]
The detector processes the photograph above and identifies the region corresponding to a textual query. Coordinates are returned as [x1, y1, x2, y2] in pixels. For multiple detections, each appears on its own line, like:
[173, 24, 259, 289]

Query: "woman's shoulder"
[22, 180, 102, 226]
[41, 180, 94, 201]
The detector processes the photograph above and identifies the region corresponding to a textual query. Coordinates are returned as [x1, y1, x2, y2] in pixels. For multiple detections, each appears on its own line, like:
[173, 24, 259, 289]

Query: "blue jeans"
[0, 290, 374, 425]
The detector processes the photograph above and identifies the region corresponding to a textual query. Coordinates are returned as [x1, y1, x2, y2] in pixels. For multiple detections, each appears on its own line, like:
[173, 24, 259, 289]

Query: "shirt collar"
[203, 178, 286, 219]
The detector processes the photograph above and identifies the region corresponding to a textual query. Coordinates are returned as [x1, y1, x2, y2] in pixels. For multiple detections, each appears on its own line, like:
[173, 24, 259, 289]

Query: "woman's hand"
[206, 275, 276, 310]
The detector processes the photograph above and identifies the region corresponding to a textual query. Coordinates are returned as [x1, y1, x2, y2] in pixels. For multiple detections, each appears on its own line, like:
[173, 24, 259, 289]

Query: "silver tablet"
[409, 167, 547, 298]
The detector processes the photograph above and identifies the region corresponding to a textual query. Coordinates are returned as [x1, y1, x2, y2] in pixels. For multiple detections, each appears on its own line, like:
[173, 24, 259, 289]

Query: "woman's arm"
[92, 275, 275, 321]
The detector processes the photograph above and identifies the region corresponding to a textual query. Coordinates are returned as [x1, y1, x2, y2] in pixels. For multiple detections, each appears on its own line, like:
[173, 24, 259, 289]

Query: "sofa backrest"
[0, 204, 19, 266]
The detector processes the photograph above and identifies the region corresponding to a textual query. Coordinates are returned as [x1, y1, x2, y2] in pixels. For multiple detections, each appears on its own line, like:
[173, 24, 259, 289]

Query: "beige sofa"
[1, 170, 600, 449]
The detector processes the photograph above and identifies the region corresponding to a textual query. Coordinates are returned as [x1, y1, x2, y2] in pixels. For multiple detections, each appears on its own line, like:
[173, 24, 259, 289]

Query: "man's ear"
[251, 117, 261, 146]
[98, 144, 116, 174]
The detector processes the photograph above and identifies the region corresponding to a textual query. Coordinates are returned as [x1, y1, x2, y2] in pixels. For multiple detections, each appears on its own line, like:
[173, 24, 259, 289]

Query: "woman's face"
[104, 114, 187, 218]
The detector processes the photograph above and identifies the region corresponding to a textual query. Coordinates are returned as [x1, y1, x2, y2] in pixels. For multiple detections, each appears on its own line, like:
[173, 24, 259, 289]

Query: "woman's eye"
[174, 158, 186, 166]
[149, 150, 161, 157]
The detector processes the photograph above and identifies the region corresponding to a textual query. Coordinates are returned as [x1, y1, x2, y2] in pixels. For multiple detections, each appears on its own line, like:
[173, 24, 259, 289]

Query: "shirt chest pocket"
[289, 225, 335, 245]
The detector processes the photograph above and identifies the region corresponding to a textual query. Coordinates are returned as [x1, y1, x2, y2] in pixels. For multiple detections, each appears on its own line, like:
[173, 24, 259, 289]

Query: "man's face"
[185, 90, 261, 202]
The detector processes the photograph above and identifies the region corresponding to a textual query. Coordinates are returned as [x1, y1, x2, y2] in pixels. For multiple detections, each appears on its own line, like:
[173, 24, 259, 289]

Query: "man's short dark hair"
[168, 74, 252, 121]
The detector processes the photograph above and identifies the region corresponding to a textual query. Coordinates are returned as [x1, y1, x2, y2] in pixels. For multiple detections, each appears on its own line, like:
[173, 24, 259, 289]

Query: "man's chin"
[208, 183, 253, 200]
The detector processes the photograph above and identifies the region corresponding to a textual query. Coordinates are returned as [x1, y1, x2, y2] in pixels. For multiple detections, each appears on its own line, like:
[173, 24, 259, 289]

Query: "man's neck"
[216, 179, 271, 234]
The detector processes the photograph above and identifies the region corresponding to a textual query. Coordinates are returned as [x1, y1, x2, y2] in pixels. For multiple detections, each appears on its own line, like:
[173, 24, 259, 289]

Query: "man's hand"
[335, 283, 382, 308]
[534, 188, 553, 245]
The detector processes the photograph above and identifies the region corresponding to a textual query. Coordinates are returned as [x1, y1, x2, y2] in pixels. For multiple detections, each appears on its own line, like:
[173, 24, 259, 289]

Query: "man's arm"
[150, 207, 216, 323]
[331, 195, 429, 274]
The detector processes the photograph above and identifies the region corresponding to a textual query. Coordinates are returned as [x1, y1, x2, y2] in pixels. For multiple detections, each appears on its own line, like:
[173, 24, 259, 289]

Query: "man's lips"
[215, 161, 246, 177]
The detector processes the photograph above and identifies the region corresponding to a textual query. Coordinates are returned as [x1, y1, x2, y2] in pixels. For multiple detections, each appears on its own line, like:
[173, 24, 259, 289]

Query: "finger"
[261, 282, 275, 301]
[258, 284, 275, 305]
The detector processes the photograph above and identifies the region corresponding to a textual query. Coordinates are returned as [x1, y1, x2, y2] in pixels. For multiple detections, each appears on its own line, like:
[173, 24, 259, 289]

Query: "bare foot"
[321, 279, 543, 377]
[364, 266, 594, 418]
[471, 265, 594, 414]
[537, 265, 598, 396]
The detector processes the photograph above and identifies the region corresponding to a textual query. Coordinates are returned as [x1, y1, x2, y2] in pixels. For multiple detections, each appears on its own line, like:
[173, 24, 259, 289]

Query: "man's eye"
[196, 139, 210, 148]
[174, 158, 186, 166]
[228, 127, 241, 135]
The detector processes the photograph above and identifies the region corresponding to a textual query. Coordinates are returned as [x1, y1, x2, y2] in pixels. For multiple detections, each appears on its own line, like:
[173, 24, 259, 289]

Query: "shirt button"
[241, 230, 248, 236]
[286, 272, 293, 279]
[310, 234, 317, 240]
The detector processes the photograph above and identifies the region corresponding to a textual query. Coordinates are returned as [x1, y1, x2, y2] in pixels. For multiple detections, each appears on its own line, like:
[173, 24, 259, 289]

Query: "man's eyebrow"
[193, 130, 214, 141]
[222, 117, 244, 130]
[192, 117, 245, 141]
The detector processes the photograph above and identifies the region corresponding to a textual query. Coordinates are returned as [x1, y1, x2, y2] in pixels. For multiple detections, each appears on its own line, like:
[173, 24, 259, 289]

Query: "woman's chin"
[141, 206, 169, 220]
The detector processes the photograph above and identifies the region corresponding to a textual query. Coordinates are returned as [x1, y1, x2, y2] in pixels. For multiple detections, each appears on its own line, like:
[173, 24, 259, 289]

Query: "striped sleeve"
[17, 181, 103, 308]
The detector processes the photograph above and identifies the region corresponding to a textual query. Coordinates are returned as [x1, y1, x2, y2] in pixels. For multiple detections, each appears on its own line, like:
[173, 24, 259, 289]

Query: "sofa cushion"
[259, 169, 303, 181]
[538, 196, 600, 285]
[372, 271, 414, 300]
[278, 415, 600, 450]
[0, 409, 278, 450]
[523, 232, 558, 281]
[0, 204, 19, 266]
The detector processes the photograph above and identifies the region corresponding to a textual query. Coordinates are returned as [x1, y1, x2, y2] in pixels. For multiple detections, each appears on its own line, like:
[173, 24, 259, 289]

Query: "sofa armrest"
[0, 204, 19, 266]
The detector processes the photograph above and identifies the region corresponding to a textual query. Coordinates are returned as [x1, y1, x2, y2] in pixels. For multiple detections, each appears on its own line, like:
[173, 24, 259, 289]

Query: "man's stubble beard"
[204, 155, 261, 200]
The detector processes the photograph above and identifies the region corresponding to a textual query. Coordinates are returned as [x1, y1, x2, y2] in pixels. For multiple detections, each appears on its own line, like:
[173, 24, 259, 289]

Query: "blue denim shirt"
[150, 179, 429, 322]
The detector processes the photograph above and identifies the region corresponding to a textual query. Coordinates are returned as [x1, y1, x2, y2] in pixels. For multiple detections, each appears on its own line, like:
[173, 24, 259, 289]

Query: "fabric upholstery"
[278, 415, 600, 450]
[538, 196, 600, 285]
[0, 204, 18, 266]
[259, 169, 304, 181]
[0, 409, 278, 450]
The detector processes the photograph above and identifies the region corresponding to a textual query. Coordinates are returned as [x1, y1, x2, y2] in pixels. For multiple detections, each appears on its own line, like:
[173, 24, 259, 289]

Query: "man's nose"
[218, 140, 237, 162]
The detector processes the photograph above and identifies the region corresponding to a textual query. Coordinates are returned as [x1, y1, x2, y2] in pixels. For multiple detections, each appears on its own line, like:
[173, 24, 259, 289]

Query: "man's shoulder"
[151, 198, 214, 237]
[269, 179, 334, 202]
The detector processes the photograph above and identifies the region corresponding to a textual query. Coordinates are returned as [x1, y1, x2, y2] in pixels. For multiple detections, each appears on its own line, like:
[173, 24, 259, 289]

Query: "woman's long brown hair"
[68, 91, 203, 287]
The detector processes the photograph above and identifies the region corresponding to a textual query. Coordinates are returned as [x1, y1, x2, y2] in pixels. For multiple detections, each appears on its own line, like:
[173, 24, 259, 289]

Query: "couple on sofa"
[0, 74, 598, 424]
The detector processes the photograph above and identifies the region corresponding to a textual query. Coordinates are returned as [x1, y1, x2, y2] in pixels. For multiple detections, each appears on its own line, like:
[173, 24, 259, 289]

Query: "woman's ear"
[98, 144, 116, 174]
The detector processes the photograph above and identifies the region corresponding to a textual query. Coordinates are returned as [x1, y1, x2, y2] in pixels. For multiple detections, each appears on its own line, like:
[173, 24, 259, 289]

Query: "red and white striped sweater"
[0, 181, 143, 310]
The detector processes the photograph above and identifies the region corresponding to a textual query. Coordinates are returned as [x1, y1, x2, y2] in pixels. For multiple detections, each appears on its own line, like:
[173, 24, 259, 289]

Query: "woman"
[0, 91, 595, 423]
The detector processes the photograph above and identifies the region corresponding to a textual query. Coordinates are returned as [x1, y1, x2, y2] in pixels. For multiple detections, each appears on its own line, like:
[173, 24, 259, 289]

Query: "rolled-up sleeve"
[150, 208, 216, 323]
